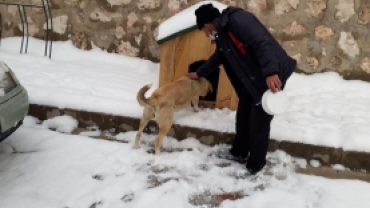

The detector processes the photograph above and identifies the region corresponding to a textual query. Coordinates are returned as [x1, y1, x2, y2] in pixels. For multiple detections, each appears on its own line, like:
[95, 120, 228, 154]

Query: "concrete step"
[28, 104, 370, 173]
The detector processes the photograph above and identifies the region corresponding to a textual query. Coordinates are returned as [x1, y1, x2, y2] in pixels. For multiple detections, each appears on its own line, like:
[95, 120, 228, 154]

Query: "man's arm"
[187, 49, 222, 79]
[196, 49, 222, 77]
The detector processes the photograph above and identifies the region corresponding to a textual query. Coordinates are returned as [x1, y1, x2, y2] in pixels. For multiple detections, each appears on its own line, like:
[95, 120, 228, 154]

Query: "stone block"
[63, 109, 78, 119]
[218, 132, 235, 144]
[77, 111, 96, 128]
[116, 116, 140, 133]
[279, 141, 343, 165]
[46, 108, 61, 119]
[342, 151, 370, 172]
[173, 125, 219, 145]
[28, 104, 48, 120]
[268, 139, 280, 152]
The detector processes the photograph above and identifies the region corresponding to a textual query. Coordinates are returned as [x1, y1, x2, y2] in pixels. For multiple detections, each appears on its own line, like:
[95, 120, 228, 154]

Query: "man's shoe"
[246, 163, 264, 175]
[216, 149, 248, 164]
[246, 167, 259, 175]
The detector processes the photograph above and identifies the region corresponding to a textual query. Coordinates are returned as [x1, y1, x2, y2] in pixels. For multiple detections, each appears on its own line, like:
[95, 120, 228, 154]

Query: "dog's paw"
[155, 150, 162, 155]
[193, 108, 200, 112]
[132, 144, 141, 149]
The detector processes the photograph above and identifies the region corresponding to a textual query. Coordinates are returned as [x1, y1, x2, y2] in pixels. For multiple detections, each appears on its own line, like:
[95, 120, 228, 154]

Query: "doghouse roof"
[156, 1, 227, 45]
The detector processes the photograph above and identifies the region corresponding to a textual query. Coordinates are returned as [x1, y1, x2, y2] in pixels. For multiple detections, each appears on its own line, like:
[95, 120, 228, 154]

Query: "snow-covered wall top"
[157, 1, 227, 44]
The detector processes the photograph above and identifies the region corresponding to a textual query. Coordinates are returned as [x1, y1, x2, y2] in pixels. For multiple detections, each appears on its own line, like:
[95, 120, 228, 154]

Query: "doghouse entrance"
[188, 60, 220, 108]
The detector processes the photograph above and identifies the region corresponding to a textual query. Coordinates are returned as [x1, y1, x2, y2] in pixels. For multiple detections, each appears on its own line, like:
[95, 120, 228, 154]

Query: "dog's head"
[198, 77, 213, 96]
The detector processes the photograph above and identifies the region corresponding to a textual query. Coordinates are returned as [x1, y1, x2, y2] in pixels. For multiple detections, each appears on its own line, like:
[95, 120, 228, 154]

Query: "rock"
[115, 26, 126, 39]
[199, 135, 215, 145]
[307, 56, 319, 69]
[305, 0, 327, 18]
[3, 18, 12, 30]
[282, 20, 306, 36]
[168, 0, 181, 15]
[331, 56, 342, 66]
[222, 0, 237, 6]
[247, 0, 267, 14]
[31, 0, 43, 13]
[18, 17, 39, 36]
[89, 9, 122, 22]
[65, 0, 81, 6]
[72, 32, 91, 50]
[137, 0, 161, 10]
[335, 0, 355, 23]
[135, 33, 143, 46]
[322, 47, 327, 56]
[274, 0, 300, 15]
[292, 53, 302, 64]
[360, 57, 370, 73]
[116, 41, 139, 57]
[106, 0, 131, 6]
[127, 12, 138, 29]
[78, 1, 85, 9]
[120, 123, 134, 131]
[338, 32, 359, 58]
[7, 5, 17, 17]
[143, 16, 152, 24]
[43, 15, 68, 35]
[358, 7, 370, 25]
[315, 25, 334, 40]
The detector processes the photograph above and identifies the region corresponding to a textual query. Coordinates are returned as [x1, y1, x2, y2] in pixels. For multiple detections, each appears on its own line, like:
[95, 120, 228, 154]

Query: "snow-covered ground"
[0, 116, 369, 208]
[1, 37, 370, 153]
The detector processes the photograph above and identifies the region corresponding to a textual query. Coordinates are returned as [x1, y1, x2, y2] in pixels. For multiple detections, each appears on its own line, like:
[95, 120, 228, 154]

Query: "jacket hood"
[212, 6, 244, 30]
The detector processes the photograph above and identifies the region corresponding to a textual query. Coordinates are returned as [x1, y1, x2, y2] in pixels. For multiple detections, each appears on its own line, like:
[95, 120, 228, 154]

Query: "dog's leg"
[192, 96, 200, 112]
[154, 109, 174, 155]
[134, 107, 153, 149]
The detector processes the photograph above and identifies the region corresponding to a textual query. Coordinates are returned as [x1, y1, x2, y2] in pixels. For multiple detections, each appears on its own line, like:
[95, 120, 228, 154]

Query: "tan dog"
[133, 76, 213, 154]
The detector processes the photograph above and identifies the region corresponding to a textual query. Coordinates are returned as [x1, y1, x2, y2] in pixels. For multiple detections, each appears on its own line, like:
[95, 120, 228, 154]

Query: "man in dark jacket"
[187, 4, 296, 175]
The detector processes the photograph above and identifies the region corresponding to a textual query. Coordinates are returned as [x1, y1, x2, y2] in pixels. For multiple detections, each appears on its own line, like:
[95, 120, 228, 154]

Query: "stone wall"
[1, 0, 370, 80]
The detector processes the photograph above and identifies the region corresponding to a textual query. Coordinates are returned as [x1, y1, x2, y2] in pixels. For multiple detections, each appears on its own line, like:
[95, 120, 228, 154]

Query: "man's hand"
[186, 72, 199, 80]
[266, 74, 282, 93]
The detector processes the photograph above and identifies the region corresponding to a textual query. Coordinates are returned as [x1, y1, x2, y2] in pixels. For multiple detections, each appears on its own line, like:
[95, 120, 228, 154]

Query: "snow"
[1, 121, 370, 208]
[157, 1, 227, 41]
[1, 37, 370, 153]
[310, 160, 322, 168]
[79, 126, 102, 137]
[331, 164, 348, 172]
[41, 115, 78, 133]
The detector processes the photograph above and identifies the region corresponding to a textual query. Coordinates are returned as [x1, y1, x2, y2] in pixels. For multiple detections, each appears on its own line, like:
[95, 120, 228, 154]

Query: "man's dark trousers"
[230, 87, 273, 171]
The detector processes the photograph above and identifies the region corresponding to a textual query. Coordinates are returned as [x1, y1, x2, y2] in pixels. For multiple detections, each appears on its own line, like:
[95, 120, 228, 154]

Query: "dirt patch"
[189, 191, 245, 207]
[92, 175, 104, 180]
[147, 175, 179, 188]
[89, 201, 102, 208]
[121, 192, 135, 203]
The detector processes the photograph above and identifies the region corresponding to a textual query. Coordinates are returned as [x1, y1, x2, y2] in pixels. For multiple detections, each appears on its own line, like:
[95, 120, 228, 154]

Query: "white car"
[0, 60, 29, 141]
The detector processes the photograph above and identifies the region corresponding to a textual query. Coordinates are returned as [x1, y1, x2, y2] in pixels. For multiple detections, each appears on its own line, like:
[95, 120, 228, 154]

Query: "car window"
[0, 62, 10, 96]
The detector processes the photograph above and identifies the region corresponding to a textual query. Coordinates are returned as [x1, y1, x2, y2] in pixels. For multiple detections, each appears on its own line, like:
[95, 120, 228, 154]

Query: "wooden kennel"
[157, 27, 239, 110]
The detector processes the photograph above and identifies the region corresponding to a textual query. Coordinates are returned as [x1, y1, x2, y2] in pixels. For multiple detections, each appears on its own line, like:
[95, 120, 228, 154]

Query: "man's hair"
[195, 3, 221, 30]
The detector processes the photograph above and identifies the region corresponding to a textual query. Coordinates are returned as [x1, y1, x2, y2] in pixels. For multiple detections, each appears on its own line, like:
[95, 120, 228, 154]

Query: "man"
[187, 4, 296, 175]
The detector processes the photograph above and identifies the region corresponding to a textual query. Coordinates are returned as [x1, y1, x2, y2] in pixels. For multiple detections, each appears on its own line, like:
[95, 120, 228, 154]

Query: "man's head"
[195, 3, 221, 36]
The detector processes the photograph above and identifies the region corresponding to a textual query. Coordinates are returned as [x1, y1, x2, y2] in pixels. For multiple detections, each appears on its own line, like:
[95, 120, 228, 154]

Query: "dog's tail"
[137, 84, 152, 107]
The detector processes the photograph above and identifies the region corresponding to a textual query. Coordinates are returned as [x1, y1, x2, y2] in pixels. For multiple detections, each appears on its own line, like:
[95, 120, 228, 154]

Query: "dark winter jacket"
[196, 7, 297, 105]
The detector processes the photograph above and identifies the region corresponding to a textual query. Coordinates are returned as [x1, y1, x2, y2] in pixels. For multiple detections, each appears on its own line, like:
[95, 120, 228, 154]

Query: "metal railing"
[0, 0, 53, 58]
[0, 13, 2, 46]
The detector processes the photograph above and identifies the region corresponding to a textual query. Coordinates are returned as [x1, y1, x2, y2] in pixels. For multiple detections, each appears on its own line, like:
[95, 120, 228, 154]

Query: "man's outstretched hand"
[186, 72, 199, 80]
[266, 74, 282, 93]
